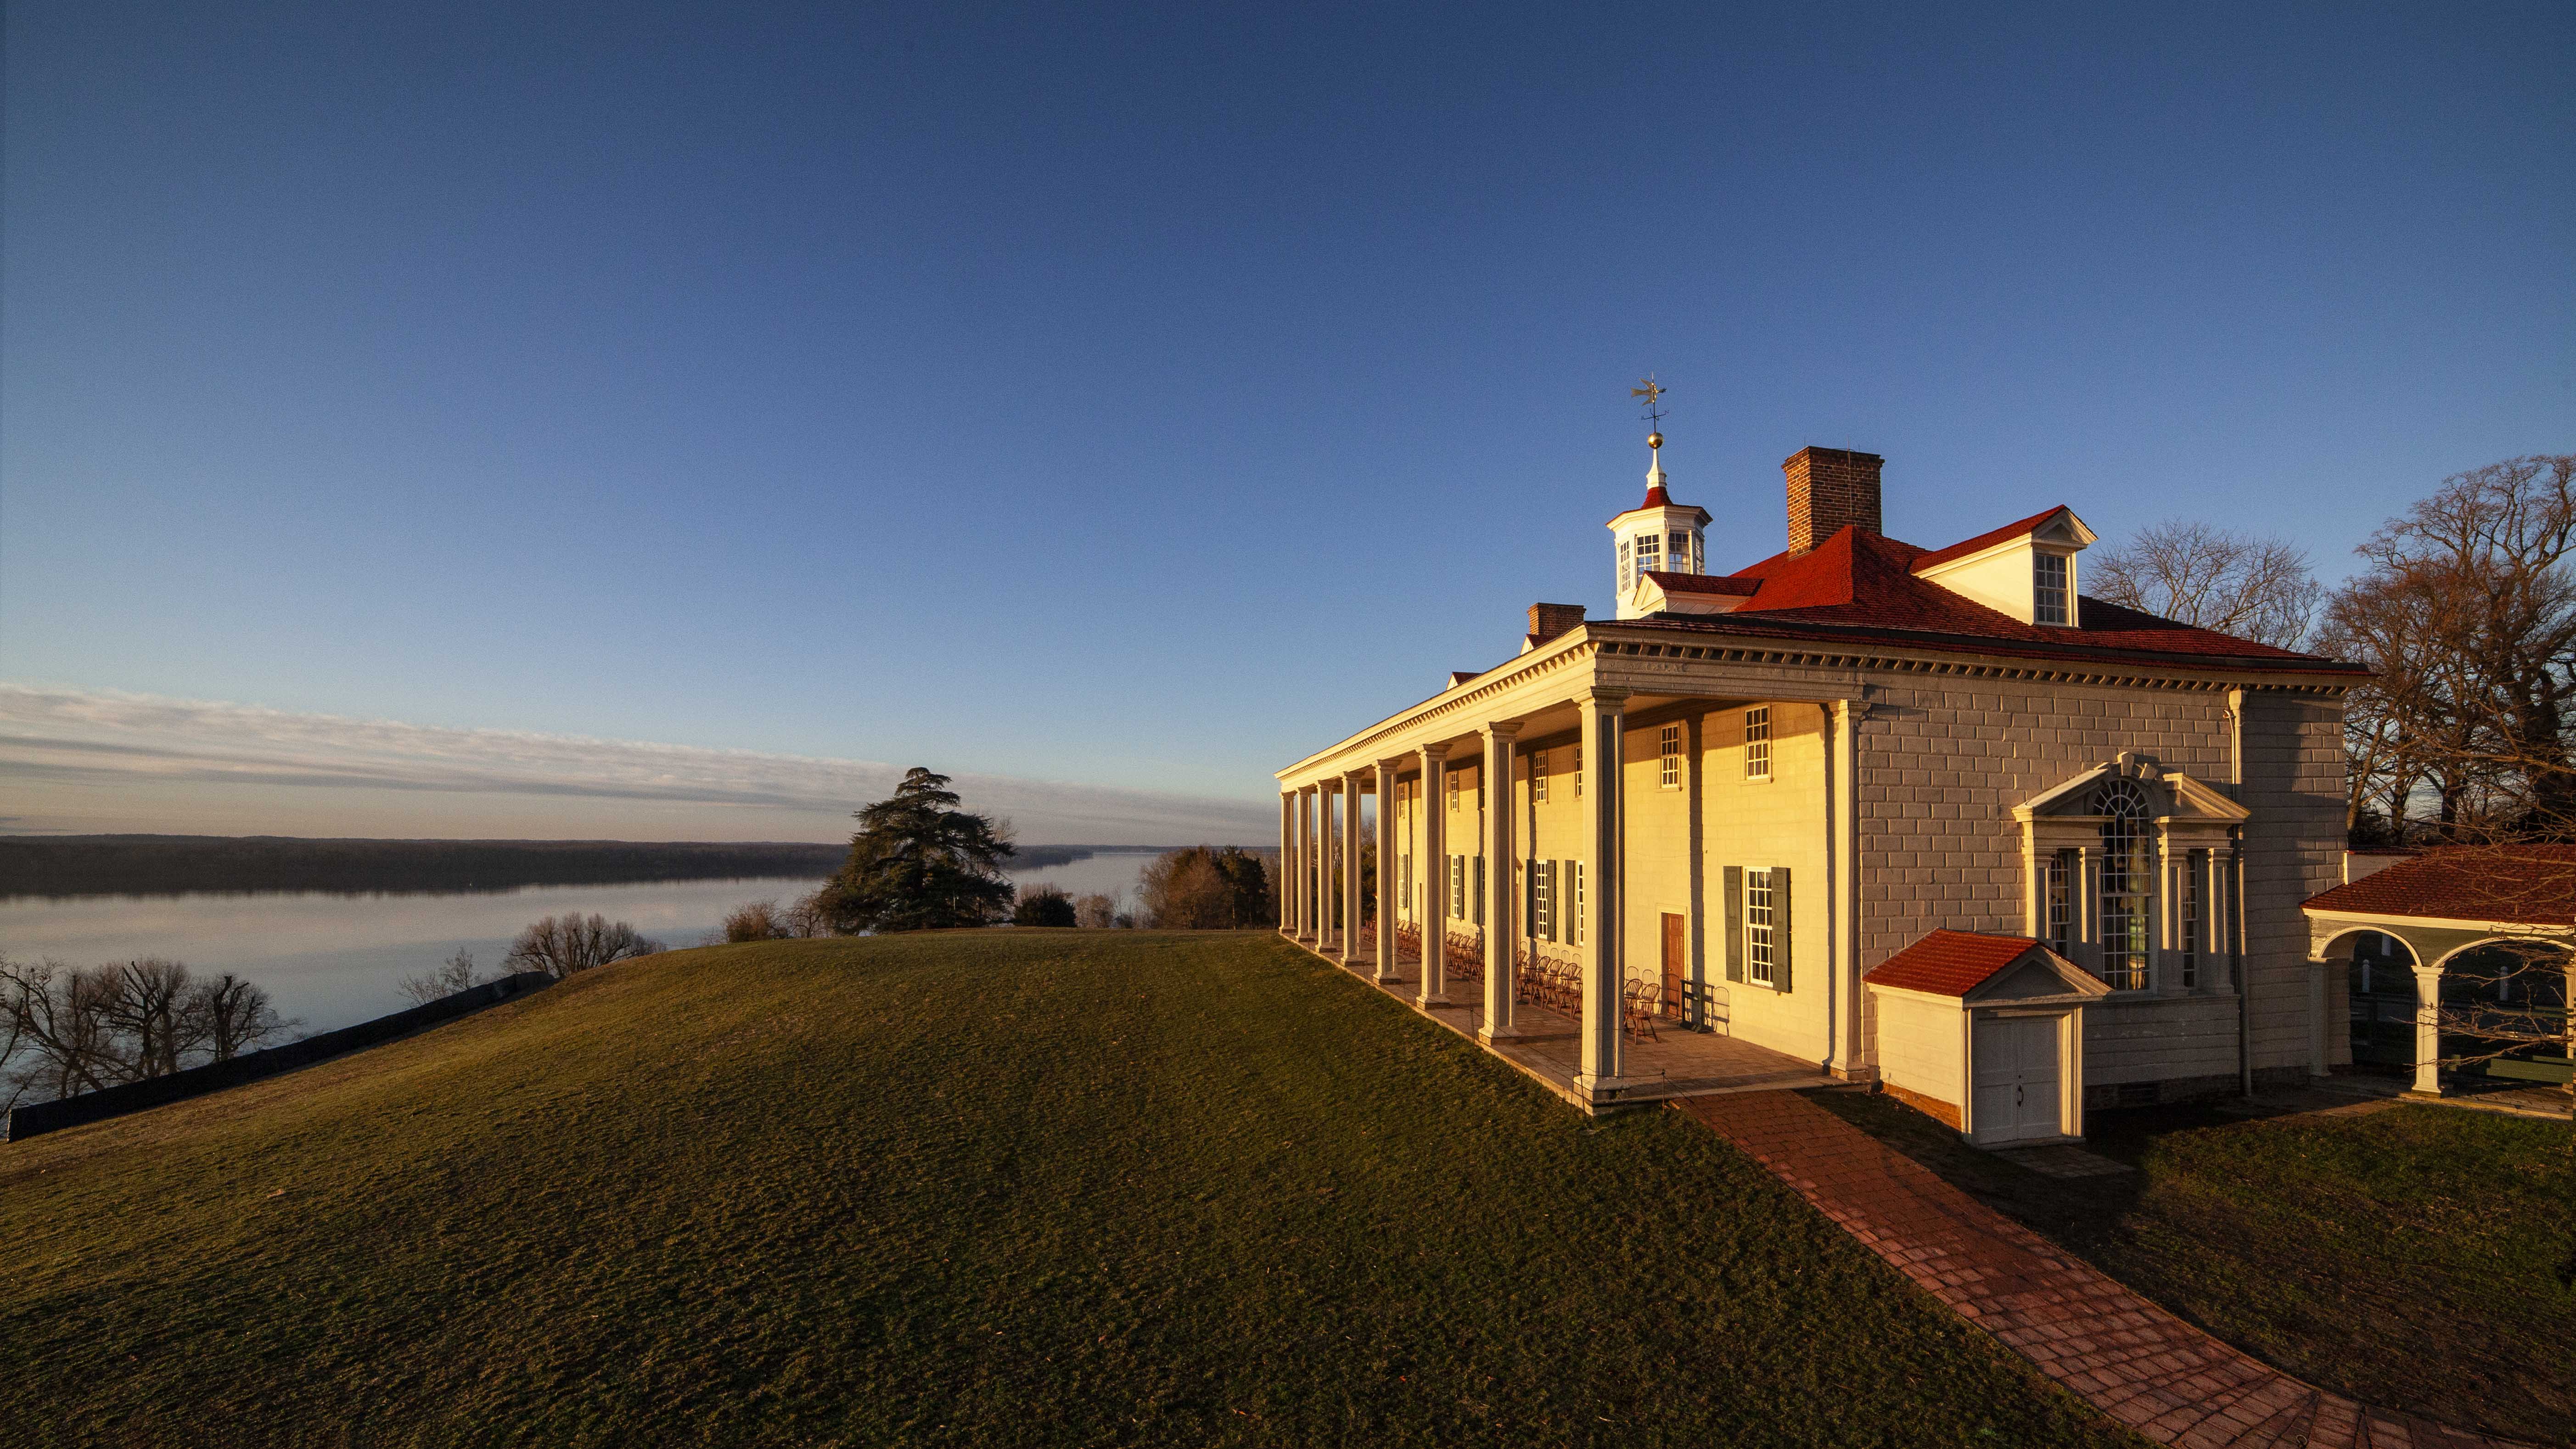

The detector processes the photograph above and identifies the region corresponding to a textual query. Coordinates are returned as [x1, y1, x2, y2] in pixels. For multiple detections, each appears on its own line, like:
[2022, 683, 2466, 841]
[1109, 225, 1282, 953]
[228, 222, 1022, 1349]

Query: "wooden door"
[1972, 1016, 2063, 1143]
[1661, 913, 1686, 1019]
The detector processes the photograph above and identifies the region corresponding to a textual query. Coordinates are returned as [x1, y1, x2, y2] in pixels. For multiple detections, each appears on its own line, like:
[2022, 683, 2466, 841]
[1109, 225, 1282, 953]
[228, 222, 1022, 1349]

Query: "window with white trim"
[2180, 849, 2205, 989]
[1746, 869, 1777, 987]
[1532, 749, 1549, 803]
[1667, 530, 1691, 574]
[2096, 779, 2150, 990]
[2034, 552, 2070, 626]
[1744, 706, 1771, 780]
[1633, 531, 1661, 583]
[1618, 537, 1633, 595]
[2045, 849, 2074, 954]
[1532, 860, 1553, 940]
[1659, 724, 1681, 788]
[1448, 771, 1459, 813]
[1449, 855, 1465, 919]
[1573, 860, 1586, 945]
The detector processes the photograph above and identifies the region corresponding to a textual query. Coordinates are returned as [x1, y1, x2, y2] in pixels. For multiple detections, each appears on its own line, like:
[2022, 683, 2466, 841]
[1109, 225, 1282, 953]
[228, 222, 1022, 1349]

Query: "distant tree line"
[0, 836, 1101, 900]
[1, 957, 297, 1111]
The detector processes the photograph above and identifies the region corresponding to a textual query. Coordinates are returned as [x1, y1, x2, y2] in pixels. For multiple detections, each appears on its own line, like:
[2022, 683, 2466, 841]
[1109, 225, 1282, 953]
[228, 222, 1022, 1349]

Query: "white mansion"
[1275, 438, 2362, 1139]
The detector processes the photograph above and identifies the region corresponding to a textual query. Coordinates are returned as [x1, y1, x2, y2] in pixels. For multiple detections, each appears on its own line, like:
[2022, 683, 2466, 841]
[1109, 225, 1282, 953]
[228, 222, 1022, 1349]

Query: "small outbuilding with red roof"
[1864, 931, 2111, 1143]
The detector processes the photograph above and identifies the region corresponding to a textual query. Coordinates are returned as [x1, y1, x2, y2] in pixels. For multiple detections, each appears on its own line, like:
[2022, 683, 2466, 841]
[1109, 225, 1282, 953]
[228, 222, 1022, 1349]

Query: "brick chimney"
[1526, 602, 1586, 647]
[1784, 447, 1883, 555]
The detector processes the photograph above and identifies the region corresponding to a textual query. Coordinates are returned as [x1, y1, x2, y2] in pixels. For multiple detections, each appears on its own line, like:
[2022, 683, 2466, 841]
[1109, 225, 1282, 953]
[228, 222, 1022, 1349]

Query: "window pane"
[2094, 780, 2150, 989]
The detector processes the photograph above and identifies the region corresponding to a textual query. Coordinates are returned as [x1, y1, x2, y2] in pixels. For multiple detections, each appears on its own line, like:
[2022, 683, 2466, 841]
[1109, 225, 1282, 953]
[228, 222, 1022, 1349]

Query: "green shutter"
[1773, 866, 1792, 994]
[1525, 859, 1537, 940]
[1723, 866, 1744, 983]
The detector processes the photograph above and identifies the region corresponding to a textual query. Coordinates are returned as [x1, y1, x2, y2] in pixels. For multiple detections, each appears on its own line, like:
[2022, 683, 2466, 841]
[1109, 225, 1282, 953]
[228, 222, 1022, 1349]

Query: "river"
[0, 851, 1162, 1036]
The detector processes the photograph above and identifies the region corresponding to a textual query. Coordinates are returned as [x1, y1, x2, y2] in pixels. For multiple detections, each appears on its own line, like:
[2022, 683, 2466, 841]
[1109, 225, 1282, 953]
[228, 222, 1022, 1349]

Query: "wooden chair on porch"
[1622, 981, 1662, 1043]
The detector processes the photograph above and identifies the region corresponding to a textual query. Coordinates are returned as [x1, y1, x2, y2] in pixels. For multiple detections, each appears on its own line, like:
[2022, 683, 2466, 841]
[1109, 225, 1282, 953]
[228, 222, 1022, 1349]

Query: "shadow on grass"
[1807, 1088, 2575, 1446]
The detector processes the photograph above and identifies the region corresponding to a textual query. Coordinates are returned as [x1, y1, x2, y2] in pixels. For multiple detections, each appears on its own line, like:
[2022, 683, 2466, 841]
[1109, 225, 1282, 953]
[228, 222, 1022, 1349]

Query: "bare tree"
[2, 956, 297, 1109]
[505, 914, 665, 980]
[185, 973, 295, 1060]
[397, 949, 490, 1006]
[100, 959, 196, 1079]
[0, 959, 124, 1107]
[2088, 521, 2323, 649]
[1072, 892, 1119, 929]
[721, 899, 791, 943]
[782, 891, 833, 938]
[2321, 455, 2576, 842]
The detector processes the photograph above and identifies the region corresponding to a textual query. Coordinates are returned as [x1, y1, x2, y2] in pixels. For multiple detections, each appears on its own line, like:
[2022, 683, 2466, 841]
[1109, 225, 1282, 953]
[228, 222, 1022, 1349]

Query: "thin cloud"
[0, 685, 1271, 844]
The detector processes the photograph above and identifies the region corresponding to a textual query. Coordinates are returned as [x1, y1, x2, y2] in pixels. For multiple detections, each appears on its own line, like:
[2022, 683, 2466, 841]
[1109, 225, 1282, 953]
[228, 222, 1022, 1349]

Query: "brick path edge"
[1670, 1090, 2528, 1449]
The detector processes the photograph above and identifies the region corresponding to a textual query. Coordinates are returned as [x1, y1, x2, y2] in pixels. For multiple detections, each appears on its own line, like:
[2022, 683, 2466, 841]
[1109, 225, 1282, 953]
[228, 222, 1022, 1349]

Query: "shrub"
[1012, 884, 1078, 928]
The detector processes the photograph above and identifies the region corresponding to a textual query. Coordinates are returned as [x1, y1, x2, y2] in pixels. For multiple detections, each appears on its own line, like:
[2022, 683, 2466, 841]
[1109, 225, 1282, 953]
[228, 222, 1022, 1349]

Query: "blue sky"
[3, 3, 2570, 840]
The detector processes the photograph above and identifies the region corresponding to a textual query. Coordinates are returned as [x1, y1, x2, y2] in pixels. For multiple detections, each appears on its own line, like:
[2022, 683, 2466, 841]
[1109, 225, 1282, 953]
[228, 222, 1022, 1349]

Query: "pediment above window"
[2010, 752, 2248, 827]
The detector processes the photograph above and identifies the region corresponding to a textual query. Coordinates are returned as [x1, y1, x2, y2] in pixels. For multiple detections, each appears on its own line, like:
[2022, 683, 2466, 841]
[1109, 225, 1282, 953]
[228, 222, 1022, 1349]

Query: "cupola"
[1604, 429, 1712, 620]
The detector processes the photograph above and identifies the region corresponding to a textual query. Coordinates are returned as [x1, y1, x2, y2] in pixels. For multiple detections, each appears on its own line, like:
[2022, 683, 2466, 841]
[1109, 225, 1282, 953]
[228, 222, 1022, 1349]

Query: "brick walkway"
[1672, 1090, 2524, 1449]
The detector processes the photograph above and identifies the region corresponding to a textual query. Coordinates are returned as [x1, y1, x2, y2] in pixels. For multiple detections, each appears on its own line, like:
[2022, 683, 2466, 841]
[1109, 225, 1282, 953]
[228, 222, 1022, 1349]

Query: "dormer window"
[2034, 552, 2070, 626]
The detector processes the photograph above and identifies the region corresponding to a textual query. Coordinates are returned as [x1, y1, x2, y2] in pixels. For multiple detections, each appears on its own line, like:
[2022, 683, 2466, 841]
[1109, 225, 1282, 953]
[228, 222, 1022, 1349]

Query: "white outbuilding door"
[1971, 1013, 2066, 1144]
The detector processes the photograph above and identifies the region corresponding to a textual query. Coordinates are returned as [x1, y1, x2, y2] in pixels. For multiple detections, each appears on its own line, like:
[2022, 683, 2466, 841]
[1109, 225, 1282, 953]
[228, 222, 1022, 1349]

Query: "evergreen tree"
[814, 769, 1016, 932]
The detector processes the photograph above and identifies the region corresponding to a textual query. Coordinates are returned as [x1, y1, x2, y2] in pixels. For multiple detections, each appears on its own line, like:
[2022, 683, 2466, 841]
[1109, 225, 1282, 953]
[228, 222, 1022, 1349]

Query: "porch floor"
[1289, 930, 1830, 1111]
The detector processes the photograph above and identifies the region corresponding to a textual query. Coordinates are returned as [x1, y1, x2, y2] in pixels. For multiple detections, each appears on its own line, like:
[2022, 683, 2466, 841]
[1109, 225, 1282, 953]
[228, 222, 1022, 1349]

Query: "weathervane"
[1630, 374, 1667, 451]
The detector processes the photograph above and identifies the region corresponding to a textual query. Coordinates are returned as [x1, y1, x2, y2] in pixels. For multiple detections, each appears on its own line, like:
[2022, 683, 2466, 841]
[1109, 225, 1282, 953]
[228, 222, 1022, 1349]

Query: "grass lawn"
[0, 931, 2140, 1448]
[1810, 1090, 2575, 1446]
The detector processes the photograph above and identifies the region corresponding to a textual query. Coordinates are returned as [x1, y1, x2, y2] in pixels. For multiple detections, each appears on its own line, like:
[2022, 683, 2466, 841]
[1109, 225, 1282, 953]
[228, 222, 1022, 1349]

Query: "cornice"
[1275, 623, 2354, 785]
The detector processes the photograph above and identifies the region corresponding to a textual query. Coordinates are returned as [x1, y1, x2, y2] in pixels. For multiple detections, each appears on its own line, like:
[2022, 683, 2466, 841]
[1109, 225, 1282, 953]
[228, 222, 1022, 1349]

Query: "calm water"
[0, 852, 1159, 1036]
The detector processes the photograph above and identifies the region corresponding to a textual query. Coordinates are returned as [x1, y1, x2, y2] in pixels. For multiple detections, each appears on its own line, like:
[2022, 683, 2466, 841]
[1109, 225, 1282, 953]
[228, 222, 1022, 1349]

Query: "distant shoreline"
[0, 836, 1247, 900]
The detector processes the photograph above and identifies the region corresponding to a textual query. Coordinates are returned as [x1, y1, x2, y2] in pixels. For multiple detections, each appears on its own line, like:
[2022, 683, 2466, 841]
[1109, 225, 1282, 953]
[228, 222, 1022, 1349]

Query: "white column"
[1684, 709, 1706, 1028]
[1307, 785, 1325, 943]
[1478, 721, 1524, 1041]
[2075, 845, 2099, 977]
[1419, 744, 1449, 1004]
[1341, 770, 1367, 966]
[2411, 963, 2444, 1095]
[1319, 778, 1339, 949]
[2308, 958, 2332, 1078]
[1373, 760, 1400, 981]
[1577, 689, 1628, 1095]
[1279, 793, 1296, 935]
[1293, 788, 1313, 941]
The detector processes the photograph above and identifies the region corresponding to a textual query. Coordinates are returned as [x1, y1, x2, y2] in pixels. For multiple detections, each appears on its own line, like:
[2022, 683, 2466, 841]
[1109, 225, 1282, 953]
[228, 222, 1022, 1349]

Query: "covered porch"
[1274, 624, 1867, 1112]
[1287, 927, 1828, 1111]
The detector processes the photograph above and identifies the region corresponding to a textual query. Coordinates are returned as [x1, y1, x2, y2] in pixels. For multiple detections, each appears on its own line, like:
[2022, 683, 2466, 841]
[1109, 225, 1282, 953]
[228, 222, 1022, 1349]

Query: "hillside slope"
[0, 933, 2135, 1448]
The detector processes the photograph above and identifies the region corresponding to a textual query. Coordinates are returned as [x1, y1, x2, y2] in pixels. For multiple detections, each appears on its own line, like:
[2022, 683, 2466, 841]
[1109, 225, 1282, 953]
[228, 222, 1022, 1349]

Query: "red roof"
[2303, 845, 2576, 925]
[1863, 930, 2047, 997]
[1626, 522, 2363, 675]
[1903, 506, 2075, 573]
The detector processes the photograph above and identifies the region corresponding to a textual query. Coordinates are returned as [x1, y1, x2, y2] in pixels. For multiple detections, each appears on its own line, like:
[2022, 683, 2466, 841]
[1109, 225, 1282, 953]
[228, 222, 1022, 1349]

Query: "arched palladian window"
[2094, 779, 2152, 990]
[2016, 758, 2248, 996]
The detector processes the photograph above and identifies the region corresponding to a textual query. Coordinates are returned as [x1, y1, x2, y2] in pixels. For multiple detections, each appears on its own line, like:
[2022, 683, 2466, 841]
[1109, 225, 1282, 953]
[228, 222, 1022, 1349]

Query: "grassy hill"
[0, 932, 2135, 1448]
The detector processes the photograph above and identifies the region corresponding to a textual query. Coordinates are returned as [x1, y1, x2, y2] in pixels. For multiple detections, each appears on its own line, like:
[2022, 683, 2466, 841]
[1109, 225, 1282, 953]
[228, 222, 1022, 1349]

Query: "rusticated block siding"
[1850, 677, 2344, 1080]
[2235, 690, 2349, 1073]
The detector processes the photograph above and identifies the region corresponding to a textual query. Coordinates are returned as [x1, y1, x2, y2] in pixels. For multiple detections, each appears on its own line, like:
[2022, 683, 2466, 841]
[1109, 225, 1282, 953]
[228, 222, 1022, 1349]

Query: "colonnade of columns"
[1279, 685, 1636, 1102]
